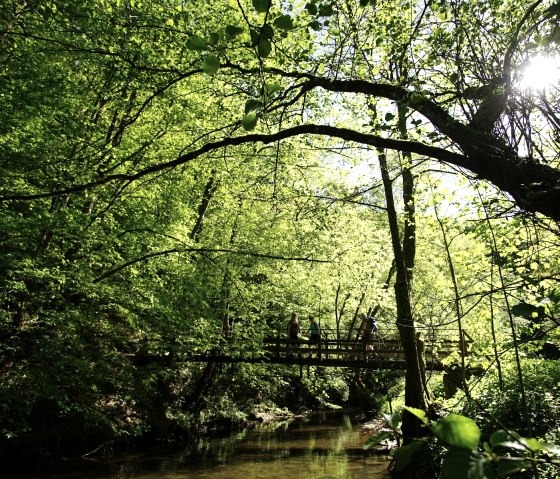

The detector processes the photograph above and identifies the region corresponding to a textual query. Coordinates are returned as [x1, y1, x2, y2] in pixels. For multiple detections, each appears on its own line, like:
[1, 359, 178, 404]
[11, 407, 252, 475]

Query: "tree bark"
[378, 149, 431, 442]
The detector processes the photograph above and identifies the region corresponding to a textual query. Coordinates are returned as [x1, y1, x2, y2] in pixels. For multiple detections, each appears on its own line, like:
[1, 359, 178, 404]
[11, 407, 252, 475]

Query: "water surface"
[10, 412, 391, 479]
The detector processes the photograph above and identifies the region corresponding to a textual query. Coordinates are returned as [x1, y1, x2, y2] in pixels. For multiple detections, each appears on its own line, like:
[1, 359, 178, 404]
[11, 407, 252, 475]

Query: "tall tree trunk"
[186, 361, 218, 416]
[334, 282, 350, 341]
[378, 149, 431, 443]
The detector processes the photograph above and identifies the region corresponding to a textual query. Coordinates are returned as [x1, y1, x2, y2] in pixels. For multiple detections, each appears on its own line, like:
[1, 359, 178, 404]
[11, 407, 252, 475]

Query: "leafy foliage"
[460, 360, 560, 443]
[0, 0, 559, 469]
[366, 407, 560, 479]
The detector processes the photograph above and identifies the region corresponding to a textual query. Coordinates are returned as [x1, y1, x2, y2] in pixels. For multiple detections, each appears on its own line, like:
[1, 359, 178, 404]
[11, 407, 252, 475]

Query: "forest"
[1, 0, 559, 477]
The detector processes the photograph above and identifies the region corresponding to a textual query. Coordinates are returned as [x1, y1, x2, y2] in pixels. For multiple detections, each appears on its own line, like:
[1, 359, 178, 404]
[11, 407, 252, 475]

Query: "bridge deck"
[186, 329, 471, 371]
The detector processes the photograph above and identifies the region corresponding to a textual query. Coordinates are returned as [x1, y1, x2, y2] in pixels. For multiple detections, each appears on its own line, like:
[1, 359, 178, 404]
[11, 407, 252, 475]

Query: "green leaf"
[265, 82, 282, 94]
[393, 440, 424, 472]
[382, 412, 402, 430]
[310, 20, 321, 31]
[489, 430, 525, 451]
[252, 0, 271, 13]
[551, 26, 560, 45]
[385, 112, 395, 121]
[442, 447, 492, 479]
[511, 302, 541, 318]
[404, 406, 429, 425]
[225, 25, 244, 40]
[305, 2, 318, 15]
[318, 3, 334, 16]
[261, 24, 275, 40]
[522, 437, 546, 452]
[363, 431, 393, 449]
[208, 32, 220, 46]
[258, 38, 272, 58]
[274, 14, 294, 30]
[359, 0, 369, 6]
[434, 414, 480, 450]
[408, 92, 425, 105]
[244, 99, 262, 114]
[202, 54, 220, 75]
[250, 28, 260, 46]
[242, 111, 258, 130]
[186, 35, 207, 51]
[546, 2, 560, 16]
[305, 2, 317, 15]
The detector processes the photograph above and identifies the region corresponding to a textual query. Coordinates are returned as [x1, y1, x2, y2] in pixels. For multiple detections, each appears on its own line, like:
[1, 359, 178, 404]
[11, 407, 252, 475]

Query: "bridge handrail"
[264, 326, 468, 342]
[178, 325, 471, 361]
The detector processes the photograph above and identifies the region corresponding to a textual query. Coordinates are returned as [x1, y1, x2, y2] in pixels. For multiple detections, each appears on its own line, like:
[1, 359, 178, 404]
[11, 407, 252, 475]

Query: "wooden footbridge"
[185, 326, 473, 371]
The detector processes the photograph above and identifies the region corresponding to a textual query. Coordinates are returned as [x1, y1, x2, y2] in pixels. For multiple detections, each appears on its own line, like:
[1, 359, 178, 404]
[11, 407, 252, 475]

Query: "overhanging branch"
[1, 124, 470, 202]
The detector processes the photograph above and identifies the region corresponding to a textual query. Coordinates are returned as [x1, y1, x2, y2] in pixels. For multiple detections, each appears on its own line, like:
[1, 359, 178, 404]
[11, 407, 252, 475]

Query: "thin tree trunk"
[349, 290, 367, 341]
[334, 282, 341, 340]
[431, 189, 470, 397]
[348, 261, 395, 340]
[489, 257, 504, 390]
[378, 149, 431, 442]
[186, 361, 218, 416]
[219, 207, 240, 338]
[186, 169, 222, 413]
[480, 197, 531, 434]
[336, 289, 351, 341]
[189, 169, 218, 242]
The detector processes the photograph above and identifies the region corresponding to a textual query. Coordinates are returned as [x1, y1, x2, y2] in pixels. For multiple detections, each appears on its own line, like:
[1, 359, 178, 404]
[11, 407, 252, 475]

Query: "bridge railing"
[179, 323, 472, 367]
[260, 326, 471, 363]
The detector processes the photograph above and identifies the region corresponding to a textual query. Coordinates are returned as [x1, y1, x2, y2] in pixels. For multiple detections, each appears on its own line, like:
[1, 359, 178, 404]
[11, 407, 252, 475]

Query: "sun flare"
[520, 54, 560, 90]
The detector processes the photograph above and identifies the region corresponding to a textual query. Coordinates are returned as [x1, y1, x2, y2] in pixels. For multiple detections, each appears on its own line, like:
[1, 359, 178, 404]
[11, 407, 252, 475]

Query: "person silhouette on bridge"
[359, 313, 377, 351]
[308, 315, 321, 358]
[287, 312, 300, 356]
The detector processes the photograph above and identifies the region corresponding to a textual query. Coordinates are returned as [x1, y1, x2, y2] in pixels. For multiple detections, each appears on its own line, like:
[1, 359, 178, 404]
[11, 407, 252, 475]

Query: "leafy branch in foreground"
[364, 407, 560, 478]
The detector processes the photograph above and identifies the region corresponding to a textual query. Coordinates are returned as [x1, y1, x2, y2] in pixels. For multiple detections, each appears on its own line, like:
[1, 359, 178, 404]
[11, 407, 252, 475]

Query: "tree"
[3, 1, 560, 221]
[1, 0, 560, 466]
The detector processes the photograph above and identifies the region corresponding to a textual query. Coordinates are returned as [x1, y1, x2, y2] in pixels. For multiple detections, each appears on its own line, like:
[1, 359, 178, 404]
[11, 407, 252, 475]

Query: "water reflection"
[11, 412, 390, 479]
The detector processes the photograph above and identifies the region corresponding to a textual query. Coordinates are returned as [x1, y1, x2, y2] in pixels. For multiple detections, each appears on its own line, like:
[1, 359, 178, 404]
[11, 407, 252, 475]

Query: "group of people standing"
[286, 312, 378, 352]
[287, 312, 320, 347]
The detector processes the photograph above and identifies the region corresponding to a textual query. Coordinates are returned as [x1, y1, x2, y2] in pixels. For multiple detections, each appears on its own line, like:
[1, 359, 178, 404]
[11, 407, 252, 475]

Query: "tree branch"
[3, 63, 560, 220]
[93, 247, 330, 283]
[0, 124, 470, 201]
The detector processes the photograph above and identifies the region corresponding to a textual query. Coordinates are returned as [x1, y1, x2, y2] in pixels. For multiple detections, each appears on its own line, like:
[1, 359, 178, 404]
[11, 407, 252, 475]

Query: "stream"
[7, 411, 392, 479]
